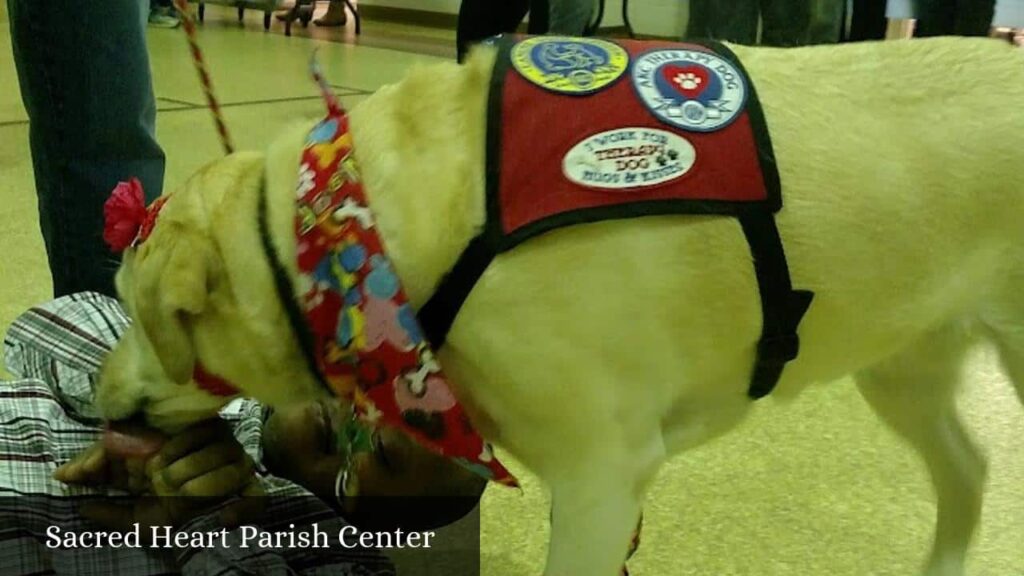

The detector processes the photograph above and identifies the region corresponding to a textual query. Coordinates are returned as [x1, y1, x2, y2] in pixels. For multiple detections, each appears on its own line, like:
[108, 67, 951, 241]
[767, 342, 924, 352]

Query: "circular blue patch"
[511, 36, 629, 95]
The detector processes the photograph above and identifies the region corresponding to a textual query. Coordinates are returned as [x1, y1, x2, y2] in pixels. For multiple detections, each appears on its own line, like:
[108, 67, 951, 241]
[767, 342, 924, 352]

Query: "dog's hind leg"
[542, 433, 664, 576]
[979, 271, 1024, 407]
[855, 324, 985, 576]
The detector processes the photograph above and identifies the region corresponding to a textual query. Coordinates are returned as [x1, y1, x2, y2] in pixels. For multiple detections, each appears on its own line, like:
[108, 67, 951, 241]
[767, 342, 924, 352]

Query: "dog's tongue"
[103, 422, 165, 458]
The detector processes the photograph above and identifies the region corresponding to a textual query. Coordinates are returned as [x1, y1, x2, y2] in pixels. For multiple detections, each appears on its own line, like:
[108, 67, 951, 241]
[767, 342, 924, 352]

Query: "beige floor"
[1, 7, 1022, 576]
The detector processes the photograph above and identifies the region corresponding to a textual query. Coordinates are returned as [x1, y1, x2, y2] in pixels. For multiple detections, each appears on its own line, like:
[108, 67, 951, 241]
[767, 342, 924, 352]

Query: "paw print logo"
[674, 72, 702, 91]
[656, 147, 680, 167]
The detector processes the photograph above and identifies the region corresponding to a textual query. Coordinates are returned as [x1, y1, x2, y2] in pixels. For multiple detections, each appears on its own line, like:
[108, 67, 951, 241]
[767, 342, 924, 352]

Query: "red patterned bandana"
[295, 59, 516, 486]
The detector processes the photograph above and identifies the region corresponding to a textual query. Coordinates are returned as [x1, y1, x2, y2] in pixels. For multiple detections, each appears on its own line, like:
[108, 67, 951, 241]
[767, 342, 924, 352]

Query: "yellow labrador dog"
[96, 38, 1024, 576]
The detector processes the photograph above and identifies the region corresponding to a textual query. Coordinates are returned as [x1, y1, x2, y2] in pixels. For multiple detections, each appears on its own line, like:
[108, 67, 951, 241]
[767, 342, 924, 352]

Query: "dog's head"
[96, 150, 327, 432]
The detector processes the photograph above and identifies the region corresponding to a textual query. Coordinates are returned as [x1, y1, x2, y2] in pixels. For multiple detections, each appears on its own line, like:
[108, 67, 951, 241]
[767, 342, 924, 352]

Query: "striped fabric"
[0, 293, 395, 575]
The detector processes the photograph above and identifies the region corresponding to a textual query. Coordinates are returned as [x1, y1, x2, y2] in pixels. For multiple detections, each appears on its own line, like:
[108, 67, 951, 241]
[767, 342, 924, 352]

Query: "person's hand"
[53, 424, 165, 491]
[144, 418, 264, 527]
[53, 438, 153, 494]
[56, 419, 263, 533]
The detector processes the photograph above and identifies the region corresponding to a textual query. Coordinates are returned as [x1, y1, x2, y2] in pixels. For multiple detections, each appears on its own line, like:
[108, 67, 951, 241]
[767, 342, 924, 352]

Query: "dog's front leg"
[542, 436, 663, 576]
[545, 474, 643, 576]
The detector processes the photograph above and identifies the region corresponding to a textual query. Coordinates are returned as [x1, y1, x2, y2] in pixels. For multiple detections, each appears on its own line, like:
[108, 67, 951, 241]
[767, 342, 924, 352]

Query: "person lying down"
[0, 292, 485, 574]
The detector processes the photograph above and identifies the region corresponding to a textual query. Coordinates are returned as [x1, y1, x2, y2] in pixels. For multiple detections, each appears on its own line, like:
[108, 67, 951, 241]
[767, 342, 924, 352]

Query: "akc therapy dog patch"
[631, 48, 748, 132]
[511, 36, 629, 95]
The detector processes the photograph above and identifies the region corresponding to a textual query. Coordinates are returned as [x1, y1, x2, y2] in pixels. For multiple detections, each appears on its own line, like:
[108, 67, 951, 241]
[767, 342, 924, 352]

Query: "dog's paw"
[923, 555, 966, 576]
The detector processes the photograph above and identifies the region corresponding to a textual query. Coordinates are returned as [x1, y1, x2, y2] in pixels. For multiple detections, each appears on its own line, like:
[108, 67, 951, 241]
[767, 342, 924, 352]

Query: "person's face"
[261, 400, 485, 520]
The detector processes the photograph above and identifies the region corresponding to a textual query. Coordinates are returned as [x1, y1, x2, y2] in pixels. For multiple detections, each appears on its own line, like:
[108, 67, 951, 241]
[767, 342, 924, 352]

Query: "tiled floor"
[1, 6, 1022, 575]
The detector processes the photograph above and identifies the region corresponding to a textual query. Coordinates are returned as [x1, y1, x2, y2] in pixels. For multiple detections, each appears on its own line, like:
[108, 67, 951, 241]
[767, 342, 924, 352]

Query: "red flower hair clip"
[103, 178, 169, 252]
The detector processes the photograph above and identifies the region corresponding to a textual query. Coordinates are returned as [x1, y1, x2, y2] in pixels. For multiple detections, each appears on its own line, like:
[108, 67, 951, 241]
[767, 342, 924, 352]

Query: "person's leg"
[953, 0, 996, 36]
[547, 0, 594, 35]
[805, 0, 846, 44]
[684, 0, 760, 44]
[456, 0, 531, 61]
[7, 0, 165, 298]
[913, 0, 957, 36]
[849, 0, 889, 40]
[315, 0, 349, 27]
[760, 0, 812, 46]
[527, 0, 549, 34]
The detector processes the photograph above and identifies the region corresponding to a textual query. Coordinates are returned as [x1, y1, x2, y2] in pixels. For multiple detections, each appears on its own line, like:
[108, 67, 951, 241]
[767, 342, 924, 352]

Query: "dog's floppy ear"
[131, 225, 214, 385]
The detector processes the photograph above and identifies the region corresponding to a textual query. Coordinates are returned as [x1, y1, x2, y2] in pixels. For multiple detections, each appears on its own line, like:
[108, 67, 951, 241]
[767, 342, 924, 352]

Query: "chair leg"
[342, 0, 360, 34]
[298, 0, 314, 27]
[622, 0, 634, 38]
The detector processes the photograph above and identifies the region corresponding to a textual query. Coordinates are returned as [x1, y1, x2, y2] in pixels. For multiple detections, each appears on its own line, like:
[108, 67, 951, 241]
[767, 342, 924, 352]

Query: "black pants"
[456, 0, 548, 61]
[849, 0, 888, 40]
[686, 0, 844, 47]
[8, 0, 165, 297]
[914, 0, 996, 36]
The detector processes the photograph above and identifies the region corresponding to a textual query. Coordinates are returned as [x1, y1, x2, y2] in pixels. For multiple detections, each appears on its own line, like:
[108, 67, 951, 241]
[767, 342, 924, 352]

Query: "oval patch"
[631, 48, 747, 132]
[562, 127, 696, 190]
[511, 36, 629, 95]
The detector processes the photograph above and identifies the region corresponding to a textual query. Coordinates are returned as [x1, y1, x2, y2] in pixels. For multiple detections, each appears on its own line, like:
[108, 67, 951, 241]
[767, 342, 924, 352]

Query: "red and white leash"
[171, 0, 235, 155]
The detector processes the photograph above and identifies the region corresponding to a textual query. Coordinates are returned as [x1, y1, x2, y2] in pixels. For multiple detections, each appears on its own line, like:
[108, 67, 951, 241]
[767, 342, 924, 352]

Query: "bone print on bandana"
[294, 76, 516, 486]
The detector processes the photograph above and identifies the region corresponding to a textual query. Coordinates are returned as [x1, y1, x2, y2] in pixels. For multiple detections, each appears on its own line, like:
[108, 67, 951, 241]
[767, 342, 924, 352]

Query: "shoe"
[314, 1, 347, 27]
[148, 7, 180, 28]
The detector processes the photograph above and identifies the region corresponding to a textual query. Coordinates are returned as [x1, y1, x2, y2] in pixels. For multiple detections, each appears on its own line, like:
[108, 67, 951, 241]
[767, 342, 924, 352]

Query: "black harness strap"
[418, 235, 496, 349]
[418, 212, 814, 399]
[738, 211, 814, 398]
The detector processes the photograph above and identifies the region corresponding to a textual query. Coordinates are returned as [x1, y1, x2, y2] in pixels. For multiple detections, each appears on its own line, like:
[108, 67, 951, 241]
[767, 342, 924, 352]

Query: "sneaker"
[148, 7, 181, 28]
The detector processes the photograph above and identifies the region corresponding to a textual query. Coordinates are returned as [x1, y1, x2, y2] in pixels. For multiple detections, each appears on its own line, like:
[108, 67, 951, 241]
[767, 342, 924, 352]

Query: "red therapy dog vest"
[496, 37, 776, 242]
[418, 36, 814, 399]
